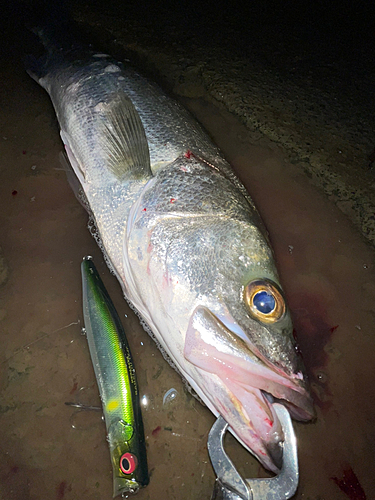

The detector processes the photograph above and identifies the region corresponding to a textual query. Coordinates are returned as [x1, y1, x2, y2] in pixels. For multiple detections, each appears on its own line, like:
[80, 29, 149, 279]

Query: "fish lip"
[185, 305, 315, 421]
[217, 309, 315, 410]
[239, 347, 315, 422]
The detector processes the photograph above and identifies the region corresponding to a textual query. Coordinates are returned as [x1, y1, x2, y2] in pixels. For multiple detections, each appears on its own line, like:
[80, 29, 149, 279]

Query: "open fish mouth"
[184, 306, 314, 472]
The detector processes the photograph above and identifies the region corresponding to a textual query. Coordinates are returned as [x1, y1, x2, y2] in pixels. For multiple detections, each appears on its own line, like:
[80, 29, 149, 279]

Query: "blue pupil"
[253, 291, 276, 314]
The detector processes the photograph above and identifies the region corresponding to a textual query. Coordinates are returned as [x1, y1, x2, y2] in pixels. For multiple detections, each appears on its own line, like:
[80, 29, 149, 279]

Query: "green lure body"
[81, 257, 149, 496]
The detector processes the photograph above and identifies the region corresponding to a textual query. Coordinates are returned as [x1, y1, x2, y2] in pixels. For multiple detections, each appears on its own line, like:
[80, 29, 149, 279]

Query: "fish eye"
[243, 279, 286, 323]
[253, 290, 275, 314]
[119, 452, 138, 474]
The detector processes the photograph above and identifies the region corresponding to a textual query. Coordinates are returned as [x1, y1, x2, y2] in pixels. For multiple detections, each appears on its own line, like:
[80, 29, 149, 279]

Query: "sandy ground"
[1, 3, 375, 500]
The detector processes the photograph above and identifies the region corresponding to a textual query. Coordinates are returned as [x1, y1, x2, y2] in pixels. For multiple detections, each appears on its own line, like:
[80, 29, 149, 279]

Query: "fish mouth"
[184, 305, 314, 472]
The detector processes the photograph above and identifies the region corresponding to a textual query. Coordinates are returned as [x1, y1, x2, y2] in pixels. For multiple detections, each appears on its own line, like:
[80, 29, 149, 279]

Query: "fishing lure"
[81, 256, 149, 496]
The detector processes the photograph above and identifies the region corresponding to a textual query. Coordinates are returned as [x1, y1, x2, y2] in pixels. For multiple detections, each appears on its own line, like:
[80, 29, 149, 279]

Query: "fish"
[81, 256, 149, 495]
[27, 35, 314, 473]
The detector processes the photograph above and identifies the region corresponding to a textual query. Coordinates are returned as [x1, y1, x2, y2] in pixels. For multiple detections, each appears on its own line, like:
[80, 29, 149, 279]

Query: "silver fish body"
[28, 46, 314, 472]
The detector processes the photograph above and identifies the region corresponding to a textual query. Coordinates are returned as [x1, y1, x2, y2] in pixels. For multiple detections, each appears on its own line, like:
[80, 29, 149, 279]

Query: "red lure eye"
[120, 453, 138, 474]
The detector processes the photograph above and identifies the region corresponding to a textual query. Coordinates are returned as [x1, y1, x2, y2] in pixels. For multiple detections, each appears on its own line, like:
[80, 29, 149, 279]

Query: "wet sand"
[1, 5, 375, 500]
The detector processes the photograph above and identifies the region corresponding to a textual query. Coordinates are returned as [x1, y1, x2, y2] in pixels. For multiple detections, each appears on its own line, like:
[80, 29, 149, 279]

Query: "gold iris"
[244, 279, 286, 323]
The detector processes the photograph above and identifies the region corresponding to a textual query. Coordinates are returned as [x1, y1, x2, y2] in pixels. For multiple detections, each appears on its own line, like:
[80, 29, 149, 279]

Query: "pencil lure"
[81, 256, 149, 496]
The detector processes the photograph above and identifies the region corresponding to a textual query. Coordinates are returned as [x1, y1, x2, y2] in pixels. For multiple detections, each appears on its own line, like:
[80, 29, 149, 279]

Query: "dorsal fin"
[99, 92, 152, 181]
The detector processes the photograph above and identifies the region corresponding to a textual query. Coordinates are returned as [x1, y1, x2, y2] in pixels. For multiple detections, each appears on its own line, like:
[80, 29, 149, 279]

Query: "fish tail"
[25, 1, 79, 49]
[24, 3, 88, 81]
[24, 53, 48, 83]
[24, 8, 69, 81]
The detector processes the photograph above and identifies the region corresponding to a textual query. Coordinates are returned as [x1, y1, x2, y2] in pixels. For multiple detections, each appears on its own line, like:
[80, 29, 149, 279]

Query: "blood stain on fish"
[331, 465, 367, 500]
[11, 190, 17, 196]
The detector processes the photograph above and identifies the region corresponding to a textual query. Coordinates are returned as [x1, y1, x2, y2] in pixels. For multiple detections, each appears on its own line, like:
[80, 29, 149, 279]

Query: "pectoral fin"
[99, 93, 152, 181]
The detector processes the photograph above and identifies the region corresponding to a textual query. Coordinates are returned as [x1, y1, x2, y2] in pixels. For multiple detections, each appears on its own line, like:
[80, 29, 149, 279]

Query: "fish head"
[180, 217, 314, 471]
[126, 157, 314, 472]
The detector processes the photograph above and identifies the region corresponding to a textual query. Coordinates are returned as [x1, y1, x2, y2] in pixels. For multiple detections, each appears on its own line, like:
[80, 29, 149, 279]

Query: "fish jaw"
[183, 305, 313, 471]
[201, 374, 284, 473]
